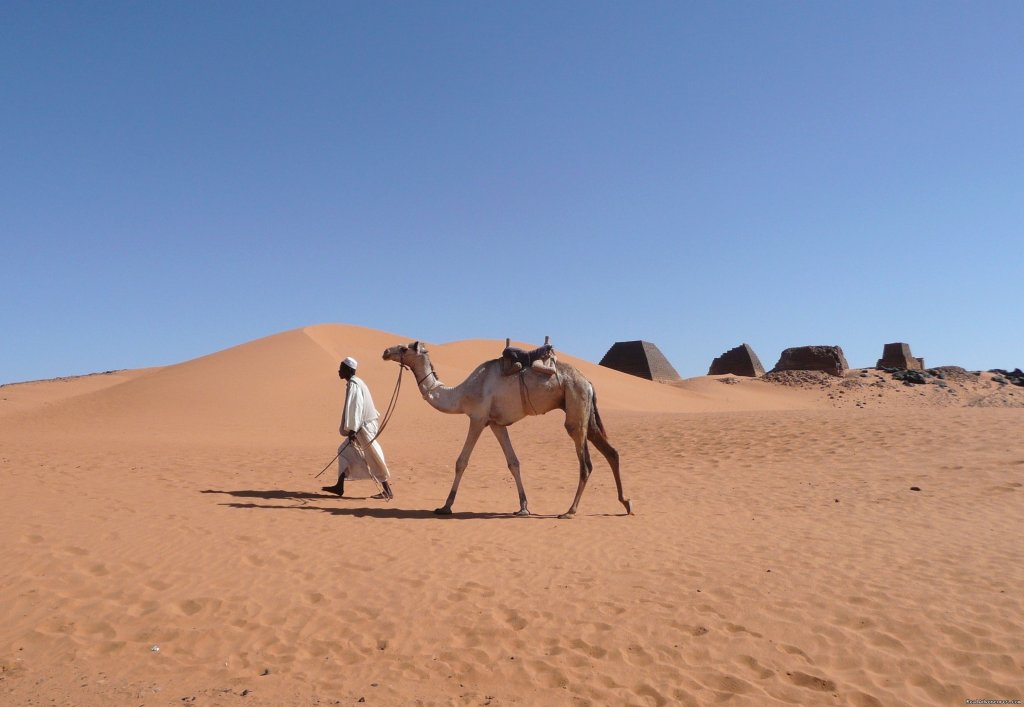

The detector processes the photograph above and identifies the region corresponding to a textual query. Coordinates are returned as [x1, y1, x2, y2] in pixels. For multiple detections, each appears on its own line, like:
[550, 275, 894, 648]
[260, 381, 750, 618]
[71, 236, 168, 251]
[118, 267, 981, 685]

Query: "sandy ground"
[2, 324, 1022, 706]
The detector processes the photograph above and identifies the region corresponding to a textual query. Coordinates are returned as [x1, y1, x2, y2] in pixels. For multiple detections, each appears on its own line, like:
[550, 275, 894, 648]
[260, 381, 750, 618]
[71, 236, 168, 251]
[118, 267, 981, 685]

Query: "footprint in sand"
[706, 673, 754, 695]
[128, 600, 160, 617]
[244, 554, 266, 568]
[778, 644, 812, 662]
[696, 603, 726, 619]
[724, 622, 763, 638]
[177, 600, 203, 616]
[96, 640, 127, 655]
[83, 621, 117, 639]
[787, 670, 837, 692]
[89, 563, 109, 576]
[623, 643, 655, 667]
[736, 654, 774, 679]
[531, 662, 571, 689]
[866, 630, 906, 651]
[39, 617, 76, 635]
[503, 610, 527, 631]
[569, 637, 607, 659]
[634, 683, 670, 704]
[402, 576, 426, 590]
[459, 580, 495, 598]
[849, 690, 886, 707]
[600, 603, 627, 617]
[396, 661, 429, 681]
[24, 534, 44, 544]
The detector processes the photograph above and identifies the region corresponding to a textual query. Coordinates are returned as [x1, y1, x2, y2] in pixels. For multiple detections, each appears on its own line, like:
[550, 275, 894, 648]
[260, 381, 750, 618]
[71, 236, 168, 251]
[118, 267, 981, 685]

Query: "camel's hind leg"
[490, 423, 529, 516]
[588, 421, 632, 515]
[560, 432, 593, 519]
[559, 394, 594, 519]
[561, 390, 632, 518]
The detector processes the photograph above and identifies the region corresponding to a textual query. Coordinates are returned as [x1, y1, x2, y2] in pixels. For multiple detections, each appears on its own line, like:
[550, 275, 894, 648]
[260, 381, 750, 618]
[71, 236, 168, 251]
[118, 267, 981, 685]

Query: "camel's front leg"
[490, 423, 529, 516]
[436, 419, 486, 515]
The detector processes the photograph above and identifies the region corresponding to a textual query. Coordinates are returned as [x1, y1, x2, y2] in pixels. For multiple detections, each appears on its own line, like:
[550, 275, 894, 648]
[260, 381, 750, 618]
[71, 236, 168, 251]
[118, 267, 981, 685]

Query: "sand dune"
[3, 325, 824, 446]
[2, 324, 1022, 705]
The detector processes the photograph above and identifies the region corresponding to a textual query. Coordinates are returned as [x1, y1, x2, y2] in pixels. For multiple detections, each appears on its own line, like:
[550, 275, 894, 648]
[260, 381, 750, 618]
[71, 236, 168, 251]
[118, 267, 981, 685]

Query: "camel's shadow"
[201, 489, 561, 519]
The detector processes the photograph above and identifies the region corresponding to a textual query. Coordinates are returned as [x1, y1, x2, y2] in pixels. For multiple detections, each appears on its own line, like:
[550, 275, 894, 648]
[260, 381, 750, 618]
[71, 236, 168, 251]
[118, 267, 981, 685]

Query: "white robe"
[340, 375, 380, 435]
[337, 434, 370, 481]
[339, 376, 390, 483]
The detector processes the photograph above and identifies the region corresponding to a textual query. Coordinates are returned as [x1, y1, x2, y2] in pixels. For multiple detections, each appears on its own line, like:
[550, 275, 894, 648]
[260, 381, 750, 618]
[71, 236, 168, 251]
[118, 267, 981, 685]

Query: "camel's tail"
[589, 389, 606, 436]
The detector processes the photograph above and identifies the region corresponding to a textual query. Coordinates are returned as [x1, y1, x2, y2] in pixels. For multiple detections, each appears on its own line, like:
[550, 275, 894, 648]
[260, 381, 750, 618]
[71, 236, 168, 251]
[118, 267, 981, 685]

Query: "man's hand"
[346, 432, 357, 442]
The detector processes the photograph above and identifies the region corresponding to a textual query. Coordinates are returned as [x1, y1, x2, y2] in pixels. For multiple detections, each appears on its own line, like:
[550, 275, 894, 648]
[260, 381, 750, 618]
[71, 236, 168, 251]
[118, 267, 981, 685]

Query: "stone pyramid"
[876, 342, 924, 370]
[771, 345, 849, 377]
[708, 343, 765, 377]
[598, 341, 681, 382]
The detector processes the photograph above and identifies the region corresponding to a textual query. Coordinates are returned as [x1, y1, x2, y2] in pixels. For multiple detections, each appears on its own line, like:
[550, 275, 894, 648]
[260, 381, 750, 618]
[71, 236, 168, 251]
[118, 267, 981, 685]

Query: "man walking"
[321, 357, 394, 500]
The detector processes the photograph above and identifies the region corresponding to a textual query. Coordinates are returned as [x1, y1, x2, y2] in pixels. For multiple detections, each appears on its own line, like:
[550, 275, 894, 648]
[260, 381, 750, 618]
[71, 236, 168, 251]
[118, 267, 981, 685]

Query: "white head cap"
[342, 357, 358, 371]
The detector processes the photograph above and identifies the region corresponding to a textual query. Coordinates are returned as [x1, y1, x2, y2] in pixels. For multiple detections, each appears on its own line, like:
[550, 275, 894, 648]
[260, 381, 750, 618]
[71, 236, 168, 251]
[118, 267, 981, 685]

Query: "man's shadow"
[200, 489, 556, 519]
[200, 488, 379, 501]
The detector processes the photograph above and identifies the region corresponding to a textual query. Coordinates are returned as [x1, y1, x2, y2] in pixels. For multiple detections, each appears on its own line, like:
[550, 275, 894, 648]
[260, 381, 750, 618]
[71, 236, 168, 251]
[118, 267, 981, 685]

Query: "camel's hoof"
[514, 509, 530, 517]
[434, 506, 452, 516]
[558, 512, 574, 520]
[624, 499, 634, 515]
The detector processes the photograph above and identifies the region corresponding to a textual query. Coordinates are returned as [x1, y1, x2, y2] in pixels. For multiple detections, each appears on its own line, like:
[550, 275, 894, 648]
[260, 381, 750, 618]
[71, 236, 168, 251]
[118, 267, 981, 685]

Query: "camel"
[382, 341, 632, 518]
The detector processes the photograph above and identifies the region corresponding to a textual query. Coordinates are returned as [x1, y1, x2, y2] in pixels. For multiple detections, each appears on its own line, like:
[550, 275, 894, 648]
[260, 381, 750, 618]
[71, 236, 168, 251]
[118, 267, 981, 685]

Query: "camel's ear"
[413, 341, 422, 353]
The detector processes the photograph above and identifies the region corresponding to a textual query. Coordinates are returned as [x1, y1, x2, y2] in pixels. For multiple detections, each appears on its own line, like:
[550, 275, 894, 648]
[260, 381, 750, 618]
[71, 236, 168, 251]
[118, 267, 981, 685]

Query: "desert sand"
[1, 324, 1022, 706]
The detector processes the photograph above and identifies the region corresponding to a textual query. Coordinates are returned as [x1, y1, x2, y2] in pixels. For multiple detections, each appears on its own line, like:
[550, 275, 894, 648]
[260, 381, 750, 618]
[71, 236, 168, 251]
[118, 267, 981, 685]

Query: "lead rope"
[357, 362, 406, 499]
[365, 362, 406, 447]
[519, 370, 540, 415]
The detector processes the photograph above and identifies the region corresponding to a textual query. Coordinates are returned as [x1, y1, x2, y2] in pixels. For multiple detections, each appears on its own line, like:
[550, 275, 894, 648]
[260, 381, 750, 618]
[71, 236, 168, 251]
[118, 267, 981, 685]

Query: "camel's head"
[382, 341, 429, 366]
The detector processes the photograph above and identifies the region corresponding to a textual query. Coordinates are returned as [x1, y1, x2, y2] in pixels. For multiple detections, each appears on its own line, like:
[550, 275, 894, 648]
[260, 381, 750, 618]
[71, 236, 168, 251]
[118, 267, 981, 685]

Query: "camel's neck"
[408, 354, 462, 414]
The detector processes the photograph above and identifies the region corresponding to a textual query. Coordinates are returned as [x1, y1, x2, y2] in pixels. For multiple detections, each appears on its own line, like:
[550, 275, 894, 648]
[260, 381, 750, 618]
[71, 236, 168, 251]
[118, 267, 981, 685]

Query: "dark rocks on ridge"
[771, 346, 849, 378]
[989, 368, 1024, 387]
[893, 369, 929, 385]
[708, 344, 765, 377]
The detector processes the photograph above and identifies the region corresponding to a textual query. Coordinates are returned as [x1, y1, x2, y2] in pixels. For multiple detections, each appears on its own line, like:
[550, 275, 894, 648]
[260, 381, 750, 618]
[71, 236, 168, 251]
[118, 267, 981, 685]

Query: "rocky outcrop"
[989, 368, 1024, 387]
[877, 342, 924, 370]
[771, 346, 849, 378]
[708, 344, 764, 377]
[892, 369, 929, 385]
[599, 341, 681, 382]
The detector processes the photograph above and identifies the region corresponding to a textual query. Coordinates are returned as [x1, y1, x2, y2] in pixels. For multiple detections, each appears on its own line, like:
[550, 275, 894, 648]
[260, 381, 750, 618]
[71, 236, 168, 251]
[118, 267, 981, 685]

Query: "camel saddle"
[500, 343, 557, 377]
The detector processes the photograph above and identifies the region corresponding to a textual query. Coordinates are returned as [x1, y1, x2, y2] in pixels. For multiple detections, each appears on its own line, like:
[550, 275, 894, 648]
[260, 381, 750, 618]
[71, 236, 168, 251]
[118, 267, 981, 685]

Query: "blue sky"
[2, 1, 1022, 384]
